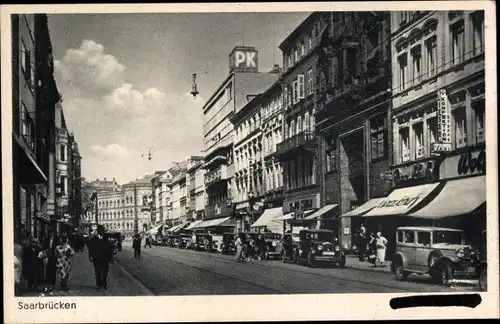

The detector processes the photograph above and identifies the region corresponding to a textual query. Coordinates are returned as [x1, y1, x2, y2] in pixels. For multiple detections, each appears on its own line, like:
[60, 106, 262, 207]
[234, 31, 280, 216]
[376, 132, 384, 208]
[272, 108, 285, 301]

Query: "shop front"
[250, 207, 284, 234]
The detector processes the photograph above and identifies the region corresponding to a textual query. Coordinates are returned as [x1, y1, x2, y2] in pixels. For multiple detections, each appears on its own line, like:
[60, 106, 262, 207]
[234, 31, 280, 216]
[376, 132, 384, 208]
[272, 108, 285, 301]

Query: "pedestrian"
[132, 234, 142, 259]
[88, 225, 114, 289]
[55, 235, 75, 291]
[144, 234, 152, 248]
[234, 233, 245, 262]
[22, 237, 43, 292]
[41, 229, 59, 293]
[375, 232, 388, 267]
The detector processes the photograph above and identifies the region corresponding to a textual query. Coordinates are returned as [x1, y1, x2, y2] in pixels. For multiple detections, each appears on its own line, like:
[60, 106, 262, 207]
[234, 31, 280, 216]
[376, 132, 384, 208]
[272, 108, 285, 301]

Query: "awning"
[147, 224, 163, 235]
[196, 217, 233, 229]
[251, 207, 283, 227]
[172, 222, 190, 233]
[340, 198, 386, 217]
[304, 204, 338, 220]
[185, 220, 203, 230]
[408, 176, 486, 219]
[363, 183, 441, 217]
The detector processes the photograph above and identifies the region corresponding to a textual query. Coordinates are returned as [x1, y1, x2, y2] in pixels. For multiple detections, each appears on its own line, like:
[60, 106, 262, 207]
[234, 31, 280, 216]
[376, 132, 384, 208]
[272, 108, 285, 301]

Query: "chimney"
[269, 64, 282, 74]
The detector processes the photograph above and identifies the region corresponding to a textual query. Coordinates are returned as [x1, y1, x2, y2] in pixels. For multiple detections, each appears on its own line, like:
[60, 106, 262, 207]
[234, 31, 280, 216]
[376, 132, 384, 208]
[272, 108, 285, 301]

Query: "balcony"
[276, 131, 318, 158]
[205, 164, 230, 186]
[205, 201, 233, 219]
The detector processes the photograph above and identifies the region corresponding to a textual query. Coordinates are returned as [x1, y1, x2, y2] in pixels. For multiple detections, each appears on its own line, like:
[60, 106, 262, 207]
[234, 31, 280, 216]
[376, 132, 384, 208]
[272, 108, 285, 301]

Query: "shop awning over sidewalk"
[167, 222, 190, 233]
[363, 183, 441, 217]
[340, 198, 386, 217]
[196, 216, 233, 229]
[304, 204, 338, 220]
[408, 176, 486, 219]
[147, 224, 163, 235]
[185, 220, 203, 230]
[278, 209, 315, 221]
[251, 207, 283, 228]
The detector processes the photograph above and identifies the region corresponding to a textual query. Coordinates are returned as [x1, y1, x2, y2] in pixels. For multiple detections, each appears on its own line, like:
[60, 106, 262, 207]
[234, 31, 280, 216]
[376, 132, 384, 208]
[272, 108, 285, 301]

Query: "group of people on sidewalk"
[234, 233, 267, 262]
[354, 224, 388, 267]
[14, 228, 77, 294]
[14, 224, 117, 295]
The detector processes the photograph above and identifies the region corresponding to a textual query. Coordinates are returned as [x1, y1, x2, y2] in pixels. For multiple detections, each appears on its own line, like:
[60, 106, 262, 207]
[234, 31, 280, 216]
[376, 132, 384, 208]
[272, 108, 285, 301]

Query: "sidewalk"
[18, 248, 153, 297]
[347, 255, 392, 274]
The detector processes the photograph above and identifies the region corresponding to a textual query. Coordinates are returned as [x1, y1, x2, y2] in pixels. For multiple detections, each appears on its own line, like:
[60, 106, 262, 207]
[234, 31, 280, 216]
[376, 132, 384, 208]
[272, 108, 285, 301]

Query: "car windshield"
[265, 234, 280, 240]
[310, 232, 334, 242]
[433, 231, 463, 245]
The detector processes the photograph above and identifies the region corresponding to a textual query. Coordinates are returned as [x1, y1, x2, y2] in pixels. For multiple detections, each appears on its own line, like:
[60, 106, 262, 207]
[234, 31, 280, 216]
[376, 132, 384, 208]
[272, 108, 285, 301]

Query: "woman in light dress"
[375, 232, 388, 267]
[55, 236, 75, 291]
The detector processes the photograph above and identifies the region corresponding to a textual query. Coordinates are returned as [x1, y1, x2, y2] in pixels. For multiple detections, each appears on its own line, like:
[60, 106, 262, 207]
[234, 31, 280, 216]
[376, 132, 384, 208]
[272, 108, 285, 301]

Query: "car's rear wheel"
[479, 267, 487, 291]
[394, 263, 409, 281]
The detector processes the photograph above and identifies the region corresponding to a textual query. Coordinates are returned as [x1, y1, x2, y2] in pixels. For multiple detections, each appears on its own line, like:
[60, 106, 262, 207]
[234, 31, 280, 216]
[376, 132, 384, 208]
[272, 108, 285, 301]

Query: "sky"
[47, 12, 310, 185]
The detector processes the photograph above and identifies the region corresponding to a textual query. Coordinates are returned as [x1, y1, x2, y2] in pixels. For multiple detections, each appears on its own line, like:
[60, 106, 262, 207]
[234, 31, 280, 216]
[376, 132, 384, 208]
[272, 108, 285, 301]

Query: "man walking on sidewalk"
[88, 225, 114, 289]
[133, 234, 142, 259]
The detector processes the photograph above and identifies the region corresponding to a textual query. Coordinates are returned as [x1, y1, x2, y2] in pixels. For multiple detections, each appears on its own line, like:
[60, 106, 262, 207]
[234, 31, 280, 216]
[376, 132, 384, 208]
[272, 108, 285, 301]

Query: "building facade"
[276, 13, 327, 228]
[202, 46, 279, 222]
[150, 170, 166, 224]
[315, 12, 393, 248]
[187, 160, 206, 221]
[170, 170, 188, 225]
[12, 14, 60, 241]
[70, 136, 82, 229]
[122, 175, 154, 234]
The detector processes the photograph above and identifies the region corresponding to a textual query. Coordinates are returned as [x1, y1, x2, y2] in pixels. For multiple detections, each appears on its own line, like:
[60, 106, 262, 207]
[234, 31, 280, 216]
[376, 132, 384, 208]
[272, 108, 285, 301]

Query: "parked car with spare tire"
[294, 229, 346, 268]
[391, 226, 482, 287]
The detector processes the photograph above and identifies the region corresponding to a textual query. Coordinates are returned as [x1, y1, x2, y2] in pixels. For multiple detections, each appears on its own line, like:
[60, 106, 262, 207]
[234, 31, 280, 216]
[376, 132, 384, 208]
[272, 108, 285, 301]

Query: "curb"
[113, 260, 155, 296]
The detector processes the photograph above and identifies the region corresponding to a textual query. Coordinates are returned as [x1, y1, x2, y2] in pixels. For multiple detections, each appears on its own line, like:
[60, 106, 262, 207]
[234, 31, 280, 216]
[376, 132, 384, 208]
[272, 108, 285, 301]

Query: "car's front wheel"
[479, 267, 487, 291]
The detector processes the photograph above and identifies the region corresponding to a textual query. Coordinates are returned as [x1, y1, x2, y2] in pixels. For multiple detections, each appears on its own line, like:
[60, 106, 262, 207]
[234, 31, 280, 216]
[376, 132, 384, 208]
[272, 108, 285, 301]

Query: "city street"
[114, 243, 476, 295]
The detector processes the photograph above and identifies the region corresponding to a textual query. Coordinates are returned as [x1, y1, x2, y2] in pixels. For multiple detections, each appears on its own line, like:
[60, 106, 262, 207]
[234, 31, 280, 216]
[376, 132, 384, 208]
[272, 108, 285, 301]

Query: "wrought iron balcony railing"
[276, 131, 316, 156]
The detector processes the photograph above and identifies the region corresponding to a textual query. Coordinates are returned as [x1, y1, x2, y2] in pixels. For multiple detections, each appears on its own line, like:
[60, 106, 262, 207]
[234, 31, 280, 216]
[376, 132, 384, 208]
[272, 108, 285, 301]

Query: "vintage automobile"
[281, 232, 300, 263]
[107, 231, 123, 251]
[261, 232, 283, 260]
[177, 234, 192, 249]
[186, 234, 214, 251]
[219, 233, 237, 254]
[474, 230, 487, 291]
[294, 229, 346, 268]
[165, 234, 179, 247]
[391, 226, 483, 286]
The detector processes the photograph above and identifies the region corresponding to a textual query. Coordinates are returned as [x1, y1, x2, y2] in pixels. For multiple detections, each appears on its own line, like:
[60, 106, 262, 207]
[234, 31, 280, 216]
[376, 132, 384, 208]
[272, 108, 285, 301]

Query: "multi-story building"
[231, 75, 283, 232]
[123, 175, 153, 233]
[69, 133, 82, 229]
[97, 191, 124, 232]
[88, 177, 120, 194]
[314, 12, 393, 248]
[276, 13, 327, 231]
[345, 10, 486, 253]
[150, 170, 166, 224]
[203, 46, 279, 228]
[12, 14, 60, 241]
[186, 160, 206, 221]
[170, 170, 188, 225]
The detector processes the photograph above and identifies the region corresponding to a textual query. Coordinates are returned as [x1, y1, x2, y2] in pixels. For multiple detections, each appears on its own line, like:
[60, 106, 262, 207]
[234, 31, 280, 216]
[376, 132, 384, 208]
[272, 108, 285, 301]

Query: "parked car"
[474, 230, 487, 291]
[219, 233, 236, 254]
[261, 232, 283, 260]
[107, 231, 122, 251]
[391, 226, 482, 286]
[294, 229, 346, 268]
[177, 234, 191, 249]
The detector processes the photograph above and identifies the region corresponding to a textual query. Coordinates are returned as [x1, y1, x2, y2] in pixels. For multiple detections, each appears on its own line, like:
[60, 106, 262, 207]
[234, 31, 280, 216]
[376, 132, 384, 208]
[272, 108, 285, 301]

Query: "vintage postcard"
[1, 2, 498, 323]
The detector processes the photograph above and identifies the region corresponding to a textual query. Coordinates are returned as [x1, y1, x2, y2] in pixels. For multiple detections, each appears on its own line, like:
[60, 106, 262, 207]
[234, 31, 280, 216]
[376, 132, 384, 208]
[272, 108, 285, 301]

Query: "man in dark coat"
[88, 225, 114, 289]
[132, 234, 142, 259]
[41, 229, 59, 293]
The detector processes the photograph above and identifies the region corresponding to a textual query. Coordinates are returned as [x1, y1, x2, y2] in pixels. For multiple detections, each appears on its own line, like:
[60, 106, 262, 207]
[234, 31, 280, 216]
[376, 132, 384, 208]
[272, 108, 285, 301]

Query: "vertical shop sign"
[431, 89, 453, 153]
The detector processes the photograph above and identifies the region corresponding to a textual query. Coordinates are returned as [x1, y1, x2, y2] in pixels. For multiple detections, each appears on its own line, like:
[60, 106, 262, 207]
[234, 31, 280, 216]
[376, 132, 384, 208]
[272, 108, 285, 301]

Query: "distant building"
[202, 45, 279, 227]
[88, 177, 121, 194]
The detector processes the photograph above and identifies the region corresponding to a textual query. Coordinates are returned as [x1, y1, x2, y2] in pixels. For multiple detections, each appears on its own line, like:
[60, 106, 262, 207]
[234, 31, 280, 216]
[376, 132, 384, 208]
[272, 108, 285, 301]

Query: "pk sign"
[229, 46, 259, 73]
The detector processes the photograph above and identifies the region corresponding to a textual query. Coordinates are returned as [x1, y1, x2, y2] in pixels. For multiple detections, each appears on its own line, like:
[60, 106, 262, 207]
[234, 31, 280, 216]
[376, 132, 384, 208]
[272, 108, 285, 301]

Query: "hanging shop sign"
[431, 89, 453, 154]
[440, 149, 486, 180]
[391, 160, 439, 187]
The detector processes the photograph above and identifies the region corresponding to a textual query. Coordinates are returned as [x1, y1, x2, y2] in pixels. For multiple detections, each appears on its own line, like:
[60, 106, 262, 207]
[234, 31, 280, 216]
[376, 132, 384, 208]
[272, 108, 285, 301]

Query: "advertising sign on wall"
[431, 89, 453, 153]
[229, 46, 259, 73]
[440, 149, 486, 180]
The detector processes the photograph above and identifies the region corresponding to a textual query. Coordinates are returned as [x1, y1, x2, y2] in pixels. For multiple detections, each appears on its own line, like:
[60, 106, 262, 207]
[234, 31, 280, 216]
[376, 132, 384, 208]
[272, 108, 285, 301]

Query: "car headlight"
[456, 248, 465, 258]
[334, 246, 340, 252]
[317, 245, 323, 251]
[272, 241, 277, 247]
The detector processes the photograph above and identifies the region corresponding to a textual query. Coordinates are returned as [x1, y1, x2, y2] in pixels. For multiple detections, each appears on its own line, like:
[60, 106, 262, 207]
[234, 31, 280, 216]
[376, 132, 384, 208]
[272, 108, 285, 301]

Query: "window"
[427, 117, 438, 153]
[411, 45, 422, 83]
[326, 150, 336, 173]
[367, 28, 379, 50]
[425, 36, 437, 77]
[413, 122, 424, 159]
[404, 230, 415, 244]
[290, 120, 295, 137]
[292, 80, 298, 104]
[294, 48, 298, 63]
[296, 116, 302, 134]
[308, 33, 313, 50]
[471, 11, 485, 55]
[451, 20, 465, 65]
[61, 176, 67, 195]
[473, 101, 485, 143]
[417, 231, 431, 246]
[370, 115, 386, 160]
[346, 48, 357, 76]
[21, 42, 30, 81]
[297, 74, 305, 100]
[304, 112, 310, 132]
[60, 144, 67, 162]
[306, 69, 314, 95]
[300, 41, 305, 57]
[398, 54, 408, 90]
[454, 107, 467, 148]
[397, 230, 404, 243]
[400, 127, 410, 162]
